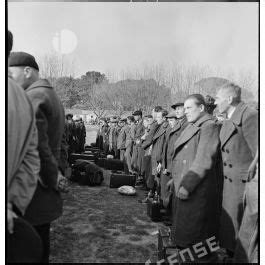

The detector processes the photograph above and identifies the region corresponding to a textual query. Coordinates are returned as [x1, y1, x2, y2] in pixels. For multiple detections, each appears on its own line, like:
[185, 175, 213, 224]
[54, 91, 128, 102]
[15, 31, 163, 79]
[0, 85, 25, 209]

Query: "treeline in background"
[38, 53, 258, 119]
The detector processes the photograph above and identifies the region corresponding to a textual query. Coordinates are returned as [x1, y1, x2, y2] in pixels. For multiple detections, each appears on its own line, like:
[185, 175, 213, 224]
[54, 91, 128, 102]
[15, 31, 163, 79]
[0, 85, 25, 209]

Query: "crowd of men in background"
[7, 28, 258, 264]
[96, 88, 258, 262]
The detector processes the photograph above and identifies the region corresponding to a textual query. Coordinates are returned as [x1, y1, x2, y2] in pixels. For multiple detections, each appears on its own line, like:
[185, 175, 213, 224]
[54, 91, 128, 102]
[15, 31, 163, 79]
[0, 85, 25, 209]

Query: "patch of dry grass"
[50, 169, 163, 263]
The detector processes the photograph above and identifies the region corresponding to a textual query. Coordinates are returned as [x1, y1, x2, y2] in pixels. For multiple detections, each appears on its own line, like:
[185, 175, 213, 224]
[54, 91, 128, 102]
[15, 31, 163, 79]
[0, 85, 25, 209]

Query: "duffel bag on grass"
[71, 159, 104, 186]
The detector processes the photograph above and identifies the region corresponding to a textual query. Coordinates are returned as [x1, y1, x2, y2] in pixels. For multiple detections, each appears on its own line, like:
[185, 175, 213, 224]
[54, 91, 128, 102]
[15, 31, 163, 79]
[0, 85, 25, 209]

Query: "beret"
[171, 102, 184, 109]
[132, 110, 142, 116]
[166, 111, 177, 119]
[9, 52, 39, 71]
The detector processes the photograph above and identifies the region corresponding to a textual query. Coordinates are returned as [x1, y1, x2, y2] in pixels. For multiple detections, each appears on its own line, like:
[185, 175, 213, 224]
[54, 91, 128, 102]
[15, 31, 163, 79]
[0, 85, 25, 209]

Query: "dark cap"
[132, 110, 142, 116]
[166, 111, 177, 119]
[171, 102, 184, 109]
[9, 52, 39, 71]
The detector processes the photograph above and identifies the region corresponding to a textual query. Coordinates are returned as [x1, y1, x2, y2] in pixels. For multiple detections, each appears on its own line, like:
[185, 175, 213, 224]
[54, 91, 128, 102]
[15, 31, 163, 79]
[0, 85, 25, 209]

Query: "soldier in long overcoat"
[215, 84, 258, 255]
[170, 95, 222, 262]
[161, 111, 188, 208]
[117, 119, 128, 161]
[131, 110, 146, 175]
[124, 116, 136, 173]
[150, 110, 169, 193]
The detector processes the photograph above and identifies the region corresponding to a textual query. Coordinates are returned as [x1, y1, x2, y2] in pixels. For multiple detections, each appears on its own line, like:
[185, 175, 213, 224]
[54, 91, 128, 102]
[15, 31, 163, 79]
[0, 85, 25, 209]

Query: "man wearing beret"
[215, 83, 258, 259]
[7, 31, 40, 241]
[9, 51, 65, 263]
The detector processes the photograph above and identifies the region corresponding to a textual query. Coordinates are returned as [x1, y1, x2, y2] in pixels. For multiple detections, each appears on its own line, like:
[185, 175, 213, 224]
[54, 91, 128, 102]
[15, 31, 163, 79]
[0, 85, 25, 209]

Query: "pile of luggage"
[68, 144, 137, 189]
[68, 146, 105, 186]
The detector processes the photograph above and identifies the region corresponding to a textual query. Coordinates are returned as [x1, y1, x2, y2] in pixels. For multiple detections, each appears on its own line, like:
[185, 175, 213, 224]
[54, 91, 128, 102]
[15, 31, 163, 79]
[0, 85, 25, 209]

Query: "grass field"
[49, 170, 164, 263]
[49, 126, 163, 263]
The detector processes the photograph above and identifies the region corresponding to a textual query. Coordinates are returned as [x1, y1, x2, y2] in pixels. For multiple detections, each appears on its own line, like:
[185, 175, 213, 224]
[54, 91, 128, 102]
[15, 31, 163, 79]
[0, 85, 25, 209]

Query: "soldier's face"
[143, 119, 149, 128]
[168, 118, 177, 128]
[175, 106, 185, 119]
[184, 98, 204, 123]
[156, 112, 165, 125]
[134, 115, 141, 121]
[215, 89, 230, 114]
[147, 117, 154, 125]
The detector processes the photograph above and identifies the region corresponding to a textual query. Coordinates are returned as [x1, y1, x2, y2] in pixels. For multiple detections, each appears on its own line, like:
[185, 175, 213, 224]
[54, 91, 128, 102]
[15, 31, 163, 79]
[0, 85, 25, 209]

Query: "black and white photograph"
[6, 0, 259, 263]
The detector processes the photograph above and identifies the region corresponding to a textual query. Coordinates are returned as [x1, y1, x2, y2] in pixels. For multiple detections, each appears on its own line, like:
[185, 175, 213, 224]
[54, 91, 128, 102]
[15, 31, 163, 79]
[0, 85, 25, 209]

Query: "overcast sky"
[8, 2, 258, 78]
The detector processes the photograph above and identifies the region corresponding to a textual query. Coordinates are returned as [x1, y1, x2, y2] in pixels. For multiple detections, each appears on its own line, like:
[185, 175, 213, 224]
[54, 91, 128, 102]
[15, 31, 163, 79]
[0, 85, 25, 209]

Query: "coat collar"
[219, 102, 248, 147]
[26, 79, 52, 92]
[229, 102, 248, 126]
[173, 113, 212, 151]
[153, 121, 168, 140]
[169, 116, 187, 135]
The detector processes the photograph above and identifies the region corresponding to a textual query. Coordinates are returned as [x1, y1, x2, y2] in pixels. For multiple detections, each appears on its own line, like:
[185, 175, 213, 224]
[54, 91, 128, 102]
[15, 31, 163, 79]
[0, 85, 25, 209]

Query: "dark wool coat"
[160, 117, 188, 207]
[131, 120, 145, 172]
[24, 79, 65, 225]
[170, 114, 222, 247]
[142, 121, 159, 151]
[96, 125, 109, 151]
[117, 125, 128, 150]
[150, 121, 169, 175]
[219, 102, 258, 252]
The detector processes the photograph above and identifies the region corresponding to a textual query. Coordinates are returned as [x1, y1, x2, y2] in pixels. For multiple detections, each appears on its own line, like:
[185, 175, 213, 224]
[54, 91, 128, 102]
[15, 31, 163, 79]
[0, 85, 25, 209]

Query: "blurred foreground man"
[215, 83, 258, 258]
[9, 52, 65, 263]
[170, 94, 222, 262]
[7, 30, 39, 237]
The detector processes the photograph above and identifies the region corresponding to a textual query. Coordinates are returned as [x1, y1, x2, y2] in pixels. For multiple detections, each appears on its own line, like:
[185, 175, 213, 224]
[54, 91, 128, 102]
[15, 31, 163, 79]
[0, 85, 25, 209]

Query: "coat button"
[184, 145, 188, 149]
[224, 176, 227, 179]
[183, 160, 187, 164]
[226, 149, 230, 153]
[229, 164, 232, 168]
[229, 178, 232, 182]
[223, 162, 227, 166]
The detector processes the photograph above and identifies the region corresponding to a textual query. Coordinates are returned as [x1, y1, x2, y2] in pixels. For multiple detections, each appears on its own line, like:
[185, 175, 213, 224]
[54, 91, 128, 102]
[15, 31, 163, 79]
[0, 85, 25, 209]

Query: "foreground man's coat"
[171, 114, 222, 248]
[219, 102, 258, 252]
[8, 77, 40, 215]
[24, 79, 65, 225]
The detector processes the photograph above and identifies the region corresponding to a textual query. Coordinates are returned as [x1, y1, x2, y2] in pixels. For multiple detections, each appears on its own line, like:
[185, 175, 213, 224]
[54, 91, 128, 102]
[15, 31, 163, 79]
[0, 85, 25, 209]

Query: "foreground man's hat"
[9, 52, 39, 71]
[132, 110, 142, 116]
[171, 102, 184, 109]
[166, 111, 177, 119]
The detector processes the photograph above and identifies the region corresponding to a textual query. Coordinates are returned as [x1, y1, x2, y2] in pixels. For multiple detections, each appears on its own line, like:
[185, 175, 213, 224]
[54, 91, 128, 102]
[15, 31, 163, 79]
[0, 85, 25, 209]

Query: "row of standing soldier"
[96, 87, 258, 263]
